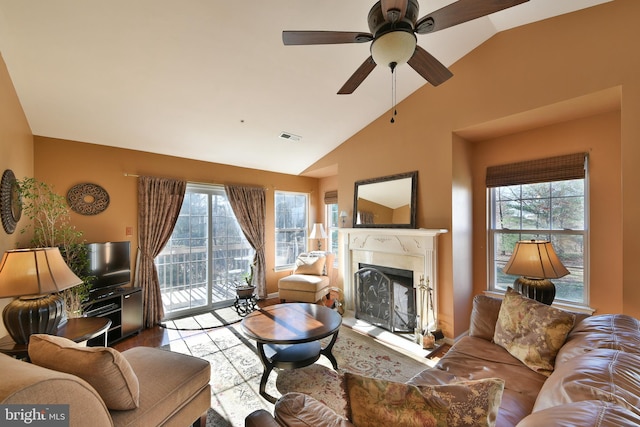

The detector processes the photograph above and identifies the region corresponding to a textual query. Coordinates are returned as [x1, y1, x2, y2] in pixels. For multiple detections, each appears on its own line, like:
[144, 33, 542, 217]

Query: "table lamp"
[0, 247, 83, 344]
[502, 240, 569, 305]
[309, 223, 327, 251]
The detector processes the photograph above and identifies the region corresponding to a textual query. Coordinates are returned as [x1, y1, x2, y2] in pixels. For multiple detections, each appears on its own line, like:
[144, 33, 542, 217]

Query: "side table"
[0, 316, 112, 360]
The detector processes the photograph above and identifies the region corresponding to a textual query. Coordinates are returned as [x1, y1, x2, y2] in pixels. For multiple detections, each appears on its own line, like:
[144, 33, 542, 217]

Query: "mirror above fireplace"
[353, 171, 417, 228]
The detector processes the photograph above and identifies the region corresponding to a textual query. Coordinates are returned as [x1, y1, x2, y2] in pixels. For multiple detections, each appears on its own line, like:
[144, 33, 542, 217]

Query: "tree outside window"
[275, 191, 308, 268]
[489, 178, 587, 304]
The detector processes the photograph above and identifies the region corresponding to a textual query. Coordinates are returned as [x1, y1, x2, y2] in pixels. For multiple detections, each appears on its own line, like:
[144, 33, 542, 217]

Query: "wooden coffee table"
[241, 303, 342, 403]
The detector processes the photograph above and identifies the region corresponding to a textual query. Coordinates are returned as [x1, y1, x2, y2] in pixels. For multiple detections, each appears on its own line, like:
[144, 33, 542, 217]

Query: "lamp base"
[513, 277, 556, 305]
[2, 294, 64, 344]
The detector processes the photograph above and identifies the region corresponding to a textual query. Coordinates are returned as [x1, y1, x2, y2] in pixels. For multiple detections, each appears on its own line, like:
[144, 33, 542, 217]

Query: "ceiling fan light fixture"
[370, 30, 416, 68]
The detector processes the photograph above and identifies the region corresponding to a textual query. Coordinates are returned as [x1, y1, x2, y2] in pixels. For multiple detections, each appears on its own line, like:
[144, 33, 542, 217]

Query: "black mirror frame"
[352, 171, 417, 229]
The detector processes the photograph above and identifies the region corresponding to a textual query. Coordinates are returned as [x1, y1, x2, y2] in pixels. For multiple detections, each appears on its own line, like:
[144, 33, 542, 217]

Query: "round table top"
[241, 303, 342, 345]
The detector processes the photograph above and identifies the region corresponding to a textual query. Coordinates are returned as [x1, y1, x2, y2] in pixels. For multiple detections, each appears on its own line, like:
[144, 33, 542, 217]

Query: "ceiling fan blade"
[407, 46, 453, 86]
[415, 0, 529, 34]
[381, 0, 408, 23]
[283, 31, 373, 45]
[338, 56, 377, 94]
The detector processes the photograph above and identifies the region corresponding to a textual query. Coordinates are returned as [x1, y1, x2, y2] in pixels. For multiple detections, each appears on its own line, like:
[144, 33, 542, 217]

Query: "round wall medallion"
[1, 169, 22, 234]
[67, 183, 110, 215]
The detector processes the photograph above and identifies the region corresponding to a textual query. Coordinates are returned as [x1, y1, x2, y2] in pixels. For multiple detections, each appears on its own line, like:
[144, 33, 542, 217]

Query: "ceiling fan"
[283, 0, 529, 94]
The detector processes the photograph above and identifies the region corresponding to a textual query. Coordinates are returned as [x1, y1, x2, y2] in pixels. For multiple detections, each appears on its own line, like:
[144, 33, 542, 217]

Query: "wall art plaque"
[67, 183, 110, 215]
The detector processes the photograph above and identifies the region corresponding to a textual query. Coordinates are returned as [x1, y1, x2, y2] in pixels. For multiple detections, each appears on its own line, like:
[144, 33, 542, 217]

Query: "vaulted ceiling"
[0, 0, 610, 176]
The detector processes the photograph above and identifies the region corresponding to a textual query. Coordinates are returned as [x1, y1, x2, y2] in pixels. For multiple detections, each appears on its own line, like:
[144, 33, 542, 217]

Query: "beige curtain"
[224, 185, 267, 299]
[135, 176, 186, 328]
[359, 210, 374, 224]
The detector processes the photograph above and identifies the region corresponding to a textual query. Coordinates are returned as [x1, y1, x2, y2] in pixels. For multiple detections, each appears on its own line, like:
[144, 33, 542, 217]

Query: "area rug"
[160, 320, 434, 426]
[274, 326, 433, 417]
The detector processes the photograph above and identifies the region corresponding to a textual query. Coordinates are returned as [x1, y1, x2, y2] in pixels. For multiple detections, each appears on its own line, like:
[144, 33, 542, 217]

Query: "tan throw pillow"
[344, 373, 504, 427]
[493, 287, 576, 376]
[28, 334, 140, 410]
[294, 254, 326, 275]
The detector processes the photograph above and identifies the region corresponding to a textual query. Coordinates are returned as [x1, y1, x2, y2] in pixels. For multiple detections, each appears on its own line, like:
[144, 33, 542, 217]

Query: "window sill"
[483, 290, 596, 314]
[274, 265, 294, 273]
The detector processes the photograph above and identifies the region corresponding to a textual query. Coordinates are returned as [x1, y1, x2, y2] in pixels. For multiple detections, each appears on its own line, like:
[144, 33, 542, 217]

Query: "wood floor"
[113, 297, 450, 362]
[112, 298, 280, 352]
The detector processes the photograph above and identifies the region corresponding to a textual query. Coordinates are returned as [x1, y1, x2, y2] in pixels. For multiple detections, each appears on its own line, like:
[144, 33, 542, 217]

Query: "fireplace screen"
[355, 265, 416, 333]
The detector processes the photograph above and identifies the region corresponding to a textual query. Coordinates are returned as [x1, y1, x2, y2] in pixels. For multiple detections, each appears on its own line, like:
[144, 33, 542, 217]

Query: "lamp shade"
[503, 240, 569, 279]
[0, 247, 82, 298]
[309, 223, 327, 240]
[0, 248, 83, 344]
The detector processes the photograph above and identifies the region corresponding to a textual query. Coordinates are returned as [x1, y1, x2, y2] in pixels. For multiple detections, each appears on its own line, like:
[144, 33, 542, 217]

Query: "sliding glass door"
[156, 184, 255, 319]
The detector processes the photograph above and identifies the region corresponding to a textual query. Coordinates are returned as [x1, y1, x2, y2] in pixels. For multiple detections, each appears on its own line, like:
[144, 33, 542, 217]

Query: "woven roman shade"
[486, 153, 587, 188]
[324, 190, 338, 204]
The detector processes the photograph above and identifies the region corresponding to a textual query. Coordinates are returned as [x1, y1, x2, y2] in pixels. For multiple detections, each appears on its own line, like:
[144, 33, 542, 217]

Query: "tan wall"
[0, 53, 34, 336]
[356, 198, 393, 224]
[33, 136, 320, 295]
[450, 134, 474, 337]
[392, 204, 410, 224]
[317, 175, 338, 225]
[471, 111, 622, 315]
[306, 0, 638, 337]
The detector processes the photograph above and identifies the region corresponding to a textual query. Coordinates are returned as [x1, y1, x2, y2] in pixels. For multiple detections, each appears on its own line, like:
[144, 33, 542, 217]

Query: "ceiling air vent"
[279, 131, 302, 142]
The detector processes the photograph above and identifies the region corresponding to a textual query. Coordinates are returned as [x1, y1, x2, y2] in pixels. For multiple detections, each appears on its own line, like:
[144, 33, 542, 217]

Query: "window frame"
[274, 190, 309, 270]
[486, 156, 590, 308]
[156, 183, 255, 319]
[326, 202, 339, 259]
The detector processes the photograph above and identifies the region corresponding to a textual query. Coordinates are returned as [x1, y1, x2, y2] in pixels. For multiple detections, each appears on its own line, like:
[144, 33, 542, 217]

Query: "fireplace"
[339, 228, 446, 335]
[355, 264, 415, 333]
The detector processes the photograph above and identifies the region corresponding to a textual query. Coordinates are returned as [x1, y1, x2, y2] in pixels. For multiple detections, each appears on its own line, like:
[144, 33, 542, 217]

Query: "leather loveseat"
[246, 292, 640, 426]
[0, 334, 211, 427]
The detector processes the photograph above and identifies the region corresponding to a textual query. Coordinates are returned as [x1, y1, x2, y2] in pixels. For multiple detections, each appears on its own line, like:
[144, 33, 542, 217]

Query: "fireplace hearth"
[355, 264, 416, 333]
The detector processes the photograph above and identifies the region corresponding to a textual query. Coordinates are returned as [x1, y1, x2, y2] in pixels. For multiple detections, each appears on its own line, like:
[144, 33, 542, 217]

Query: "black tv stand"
[84, 286, 143, 346]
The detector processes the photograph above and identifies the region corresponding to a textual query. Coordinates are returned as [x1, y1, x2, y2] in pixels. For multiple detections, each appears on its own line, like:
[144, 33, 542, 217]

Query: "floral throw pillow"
[494, 287, 576, 376]
[343, 373, 504, 427]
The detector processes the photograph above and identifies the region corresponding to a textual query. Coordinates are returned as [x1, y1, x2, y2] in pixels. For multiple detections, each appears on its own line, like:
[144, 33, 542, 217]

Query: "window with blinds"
[487, 153, 589, 305]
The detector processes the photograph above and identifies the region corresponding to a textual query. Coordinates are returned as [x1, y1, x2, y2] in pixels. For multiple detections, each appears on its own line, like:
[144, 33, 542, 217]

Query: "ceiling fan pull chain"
[390, 61, 398, 124]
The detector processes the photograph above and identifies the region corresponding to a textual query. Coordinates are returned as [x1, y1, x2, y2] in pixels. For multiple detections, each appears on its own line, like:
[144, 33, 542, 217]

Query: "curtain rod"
[123, 173, 271, 190]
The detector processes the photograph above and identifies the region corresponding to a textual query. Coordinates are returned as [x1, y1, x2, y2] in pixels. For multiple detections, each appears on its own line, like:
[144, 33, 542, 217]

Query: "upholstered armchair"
[278, 252, 334, 303]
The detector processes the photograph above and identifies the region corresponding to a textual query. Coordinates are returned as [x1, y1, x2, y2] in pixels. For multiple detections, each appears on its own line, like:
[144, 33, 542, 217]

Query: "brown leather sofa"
[246, 294, 640, 427]
[0, 345, 211, 427]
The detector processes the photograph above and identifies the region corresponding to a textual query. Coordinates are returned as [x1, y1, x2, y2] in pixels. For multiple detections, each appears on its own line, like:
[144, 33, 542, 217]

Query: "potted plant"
[237, 263, 255, 298]
[16, 177, 93, 317]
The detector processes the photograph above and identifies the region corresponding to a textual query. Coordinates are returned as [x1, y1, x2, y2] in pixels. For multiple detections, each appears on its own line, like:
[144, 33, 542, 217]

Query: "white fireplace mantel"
[339, 228, 447, 333]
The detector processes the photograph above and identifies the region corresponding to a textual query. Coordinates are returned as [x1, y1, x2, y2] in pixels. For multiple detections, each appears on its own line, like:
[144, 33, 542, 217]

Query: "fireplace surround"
[339, 228, 446, 335]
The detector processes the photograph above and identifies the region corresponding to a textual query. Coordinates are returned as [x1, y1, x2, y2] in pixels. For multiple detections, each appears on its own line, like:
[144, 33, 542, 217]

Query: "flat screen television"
[85, 241, 131, 294]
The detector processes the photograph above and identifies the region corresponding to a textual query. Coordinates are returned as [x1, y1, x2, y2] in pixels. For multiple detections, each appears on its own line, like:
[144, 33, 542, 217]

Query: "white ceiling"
[0, 0, 610, 176]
